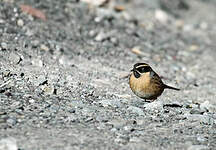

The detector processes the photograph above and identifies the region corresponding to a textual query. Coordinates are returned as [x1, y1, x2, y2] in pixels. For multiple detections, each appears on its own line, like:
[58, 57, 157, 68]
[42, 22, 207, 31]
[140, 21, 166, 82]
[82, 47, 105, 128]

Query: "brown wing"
[150, 71, 164, 88]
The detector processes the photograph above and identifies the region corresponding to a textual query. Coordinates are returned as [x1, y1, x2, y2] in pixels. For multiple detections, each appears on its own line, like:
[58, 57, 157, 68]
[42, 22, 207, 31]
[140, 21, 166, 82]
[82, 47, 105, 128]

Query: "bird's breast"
[129, 73, 163, 99]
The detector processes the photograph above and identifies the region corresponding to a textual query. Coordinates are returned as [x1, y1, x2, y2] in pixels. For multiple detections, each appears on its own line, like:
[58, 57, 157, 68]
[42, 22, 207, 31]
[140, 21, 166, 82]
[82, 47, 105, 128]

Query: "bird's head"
[131, 63, 153, 78]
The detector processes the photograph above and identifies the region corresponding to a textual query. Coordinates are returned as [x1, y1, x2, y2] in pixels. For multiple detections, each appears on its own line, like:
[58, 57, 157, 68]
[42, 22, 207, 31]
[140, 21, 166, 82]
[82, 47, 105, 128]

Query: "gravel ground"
[0, 0, 216, 150]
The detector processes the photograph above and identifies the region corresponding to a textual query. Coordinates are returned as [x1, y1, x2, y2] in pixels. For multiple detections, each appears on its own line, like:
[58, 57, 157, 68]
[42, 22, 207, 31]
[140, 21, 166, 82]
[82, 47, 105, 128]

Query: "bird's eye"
[133, 70, 141, 78]
[137, 66, 151, 73]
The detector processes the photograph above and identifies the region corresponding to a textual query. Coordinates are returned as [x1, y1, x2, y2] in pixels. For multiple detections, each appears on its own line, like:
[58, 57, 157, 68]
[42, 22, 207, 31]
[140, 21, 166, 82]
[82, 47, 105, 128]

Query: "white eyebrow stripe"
[135, 64, 149, 68]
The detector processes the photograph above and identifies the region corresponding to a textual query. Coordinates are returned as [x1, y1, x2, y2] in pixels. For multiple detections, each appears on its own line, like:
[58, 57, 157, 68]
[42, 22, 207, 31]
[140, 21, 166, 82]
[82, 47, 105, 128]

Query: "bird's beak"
[130, 68, 134, 72]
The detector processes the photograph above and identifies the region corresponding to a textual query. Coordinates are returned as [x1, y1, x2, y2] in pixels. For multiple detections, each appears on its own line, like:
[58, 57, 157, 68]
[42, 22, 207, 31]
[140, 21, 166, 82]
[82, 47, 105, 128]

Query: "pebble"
[155, 9, 169, 24]
[95, 30, 116, 42]
[17, 19, 24, 26]
[144, 101, 163, 112]
[40, 44, 49, 51]
[98, 99, 122, 108]
[42, 84, 55, 95]
[175, 19, 184, 29]
[1, 42, 7, 49]
[6, 118, 17, 126]
[189, 108, 204, 115]
[31, 58, 43, 67]
[95, 31, 107, 42]
[80, 0, 108, 6]
[0, 19, 5, 24]
[185, 114, 214, 125]
[9, 53, 21, 64]
[189, 45, 199, 51]
[200, 101, 214, 112]
[107, 119, 127, 128]
[127, 106, 144, 116]
[69, 101, 84, 109]
[197, 136, 207, 142]
[114, 135, 129, 144]
[187, 145, 208, 150]
[0, 137, 18, 150]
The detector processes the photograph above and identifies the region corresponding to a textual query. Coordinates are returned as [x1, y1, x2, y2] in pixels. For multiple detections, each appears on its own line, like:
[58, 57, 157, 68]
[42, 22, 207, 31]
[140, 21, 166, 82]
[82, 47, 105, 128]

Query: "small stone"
[29, 99, 35, 103]
[0, 19, 5, 24]
[98, 99, 122, 108]
[81, 0, 109, 6]
[95, 31, 107, 42]
[40, 44, 49, 51]
[1, 42, 7, 49]
[123, 125, 134, 132]
[67, 114, 77, 122]
[144, 101, 163, 112]
[0, 137, 18, 150]
[131, 46, 142, 55]
[42, 84, 55, 95]
[187, 145, 208, 150]
[175, 19, 184, 29]
[9, 53, 21, 64]
[89, 30, 96, 37]
[114, 135, 129, 144]
[31, 58, 43, 67]
[155, 9, 169, 24]
[69, 101, 84, 109]
[200, 22, 208, 30]
[186, 114, 214, 125]
[197, 136, 206, 142]
[17, 19, 24, 26]
[200, 101, 214, 112]
[127, 106, 144, 116]
[129, 137, 142, 143]
[131, 46, 150, 57]
[6, 118, 17, 126]
[189, 45, 199, 51]
[108, 119, 127, 128]
[110, 37, 118, 45]
[190, 108, 204, 115]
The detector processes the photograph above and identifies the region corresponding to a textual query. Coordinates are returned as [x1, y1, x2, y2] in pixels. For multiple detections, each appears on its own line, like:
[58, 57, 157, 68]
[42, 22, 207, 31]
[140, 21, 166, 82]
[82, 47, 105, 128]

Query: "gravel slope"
[0, 0, 216, 150]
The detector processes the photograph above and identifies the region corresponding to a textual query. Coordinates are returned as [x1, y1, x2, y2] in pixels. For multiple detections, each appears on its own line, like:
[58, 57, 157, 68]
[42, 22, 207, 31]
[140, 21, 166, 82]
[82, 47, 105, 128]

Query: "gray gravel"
[0, 0, 216, 150]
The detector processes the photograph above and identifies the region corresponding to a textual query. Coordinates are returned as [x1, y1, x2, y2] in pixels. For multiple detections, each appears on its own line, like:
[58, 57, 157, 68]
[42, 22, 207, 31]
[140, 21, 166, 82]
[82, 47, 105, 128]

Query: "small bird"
[129, 63, 180, 102]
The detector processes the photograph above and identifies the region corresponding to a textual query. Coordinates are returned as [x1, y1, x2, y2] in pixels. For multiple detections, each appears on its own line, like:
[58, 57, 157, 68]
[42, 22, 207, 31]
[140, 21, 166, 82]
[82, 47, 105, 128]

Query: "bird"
[129, 63, 180, 102]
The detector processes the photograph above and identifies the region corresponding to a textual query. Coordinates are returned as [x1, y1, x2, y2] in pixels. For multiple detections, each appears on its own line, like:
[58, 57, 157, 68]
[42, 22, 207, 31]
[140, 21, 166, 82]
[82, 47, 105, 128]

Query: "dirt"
[0, 0, 216, 150]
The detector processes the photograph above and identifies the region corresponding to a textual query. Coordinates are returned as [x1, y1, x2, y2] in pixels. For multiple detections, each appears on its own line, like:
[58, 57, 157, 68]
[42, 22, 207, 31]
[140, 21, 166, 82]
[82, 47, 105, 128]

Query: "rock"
[187, 145, 208, 150]
[189, 45, 199, 51]
[127, 106, 144, 116]
[1, 42, 7, 50]
[95, 30, 116, 42]
[200, 101, 215, 112]
[40, 44, 49, 51]
[6, 117, 17, 126]
[114, 135, 129, 144]
[155, 9, 169, 24]
[42, 84, 55, 95]
[131, 46, 150, 57]
[31, 58, 43, 67]
[69, 101, 84, 109]
[185, 114, 214, 125]
[0, 137, 18, 150]
[17, 19, 24, 26]
[107, 118, 127, 128]
[80, 0, 109, 6]
[98, 99, 122, 108]
[9, 53, 21, 64]
[190, 108, 204, 115]
[197, 136, 207, 142]
[144, 101, 163, 112]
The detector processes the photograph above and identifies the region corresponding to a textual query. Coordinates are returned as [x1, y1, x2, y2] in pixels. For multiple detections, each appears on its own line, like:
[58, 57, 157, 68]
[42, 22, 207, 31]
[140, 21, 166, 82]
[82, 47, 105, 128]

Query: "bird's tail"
[164, 84, 180, 91]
